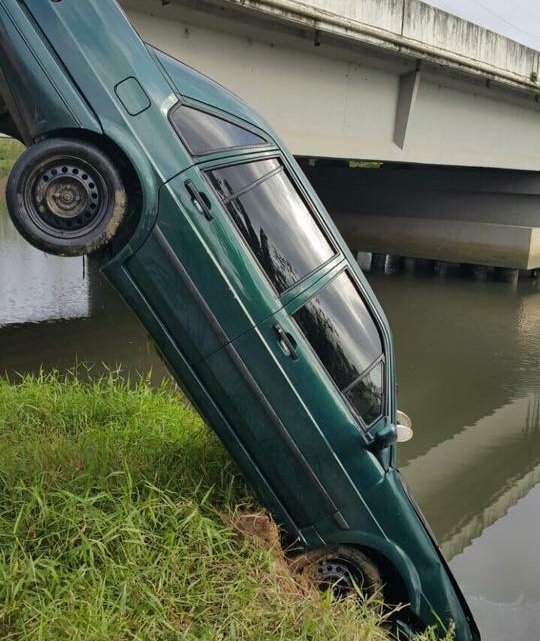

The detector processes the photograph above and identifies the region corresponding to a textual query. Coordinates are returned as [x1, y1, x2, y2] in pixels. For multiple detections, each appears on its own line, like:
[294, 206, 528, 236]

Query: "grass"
[0, 139, 24, 177]
[0, 371, 453, 640]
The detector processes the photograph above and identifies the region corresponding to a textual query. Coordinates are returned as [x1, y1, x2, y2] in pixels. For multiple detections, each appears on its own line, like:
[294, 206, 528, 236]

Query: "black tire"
[292, 545, 383, 599]
[6, 138, 127, 257]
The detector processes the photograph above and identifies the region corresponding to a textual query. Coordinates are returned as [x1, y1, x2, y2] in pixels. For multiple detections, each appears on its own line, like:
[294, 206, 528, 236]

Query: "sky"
[424, 0, 540, 50]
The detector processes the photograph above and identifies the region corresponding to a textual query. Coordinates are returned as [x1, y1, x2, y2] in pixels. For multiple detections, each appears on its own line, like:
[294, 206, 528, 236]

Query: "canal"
[1, 197, 539, 640]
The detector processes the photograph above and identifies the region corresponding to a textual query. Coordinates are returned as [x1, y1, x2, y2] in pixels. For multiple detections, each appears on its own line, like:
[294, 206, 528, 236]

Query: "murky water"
[1, 199, 539, 639]
[371, 272, 540, 640]
[0, 198, 168, 380]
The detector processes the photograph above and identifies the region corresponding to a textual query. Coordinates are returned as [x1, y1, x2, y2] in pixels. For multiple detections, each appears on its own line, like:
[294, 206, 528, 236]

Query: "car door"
[126, 163, 278, 365]
[126, 96, 327, 364]
[129, 145, 346, 360]
[197, 161, 391, 539]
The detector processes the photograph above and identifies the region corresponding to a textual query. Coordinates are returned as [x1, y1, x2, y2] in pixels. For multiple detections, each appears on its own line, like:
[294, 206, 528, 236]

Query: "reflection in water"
[0, 201, 90, 325]
[0, 199, 166, 379]
[451, 484, 540, 641]
[369, 272, 540, 641]
[401, 394, 540, 559]
[2, 189, 540, 640]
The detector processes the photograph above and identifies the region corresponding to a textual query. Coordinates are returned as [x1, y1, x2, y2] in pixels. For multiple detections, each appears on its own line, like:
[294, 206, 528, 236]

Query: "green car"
[0, 1, 479, 638]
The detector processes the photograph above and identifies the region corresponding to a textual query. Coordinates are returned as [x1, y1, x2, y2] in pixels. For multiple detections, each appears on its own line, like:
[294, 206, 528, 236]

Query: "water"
[1, 200, 540, 639]
[0, 198, 168, 380]
[371, 273, 540, 640]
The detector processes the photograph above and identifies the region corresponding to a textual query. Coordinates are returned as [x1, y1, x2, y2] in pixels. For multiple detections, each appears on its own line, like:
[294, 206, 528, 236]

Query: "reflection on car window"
[293, 271, 384, 427]
[170, 105, 268, 155]
[207, 160, 335, 293]
[209, 159, 280, 199]
[344, 362, 383, 427]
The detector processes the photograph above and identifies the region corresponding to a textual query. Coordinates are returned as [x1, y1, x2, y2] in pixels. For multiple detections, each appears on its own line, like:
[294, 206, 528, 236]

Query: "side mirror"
[396, 410, 414, 443]
[370, 411, 414, 449]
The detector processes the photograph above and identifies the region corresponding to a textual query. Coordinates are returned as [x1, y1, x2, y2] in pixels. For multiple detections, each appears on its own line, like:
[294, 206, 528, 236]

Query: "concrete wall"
[403, 0, 538, 80]
[288, 0, 405, 35]
[337, 214, 540, 270]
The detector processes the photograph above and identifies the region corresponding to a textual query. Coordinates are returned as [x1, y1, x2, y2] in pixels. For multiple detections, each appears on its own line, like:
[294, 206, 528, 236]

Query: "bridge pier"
[495, 267, 520, 285]
[371, 253, 387, 272]
[355, 251, 373, 272]
[384, 255, 402, 275]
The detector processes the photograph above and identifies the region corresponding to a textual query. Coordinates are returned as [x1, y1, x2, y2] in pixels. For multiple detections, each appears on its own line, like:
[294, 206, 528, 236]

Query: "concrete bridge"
[121, 0, 540, 273]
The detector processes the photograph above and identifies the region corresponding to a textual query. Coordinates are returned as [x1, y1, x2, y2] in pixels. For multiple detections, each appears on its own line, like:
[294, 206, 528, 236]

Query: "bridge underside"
[301, 161, 540, 271]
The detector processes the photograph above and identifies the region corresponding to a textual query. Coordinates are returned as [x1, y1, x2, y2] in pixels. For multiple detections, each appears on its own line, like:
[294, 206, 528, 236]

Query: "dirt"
[226, 510, 317, 595]
[229, 511, 281, 550]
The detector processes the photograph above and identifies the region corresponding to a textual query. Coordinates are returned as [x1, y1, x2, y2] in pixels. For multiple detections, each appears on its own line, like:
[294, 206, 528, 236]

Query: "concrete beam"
[403, 0, 539, 85]
[302, 163, 540, 268]
[333, 214, 540, 270]
[394, 66, 421, 149]
[173, 0, 540, 92]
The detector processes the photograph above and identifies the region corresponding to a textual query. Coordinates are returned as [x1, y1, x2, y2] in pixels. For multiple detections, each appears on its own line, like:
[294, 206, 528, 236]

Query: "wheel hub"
[31, 161, 105, 233]
[46, 177, 86, 219]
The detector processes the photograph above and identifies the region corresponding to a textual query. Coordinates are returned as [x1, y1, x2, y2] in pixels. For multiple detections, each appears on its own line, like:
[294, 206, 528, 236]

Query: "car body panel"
[0, 0, 101, 143]
[161, 163, 282, 334]
[0, 1, 480, 639]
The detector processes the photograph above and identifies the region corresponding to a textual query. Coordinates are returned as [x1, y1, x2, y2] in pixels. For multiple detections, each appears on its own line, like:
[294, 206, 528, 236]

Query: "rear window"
[293, 271, 384, 427]
[170, 105, 268, 155]
[207, 160, 336, 294]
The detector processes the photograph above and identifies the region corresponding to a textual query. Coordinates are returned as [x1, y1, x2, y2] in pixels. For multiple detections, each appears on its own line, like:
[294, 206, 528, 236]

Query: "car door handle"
[185, 180, 213, 221]
[273, 323, 299, 360]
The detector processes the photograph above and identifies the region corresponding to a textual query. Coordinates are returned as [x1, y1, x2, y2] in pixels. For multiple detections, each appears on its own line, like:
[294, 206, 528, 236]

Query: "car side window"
[293, 271, 384, 428]
[206, 160, 336, 294]
[170, 105, 268, 155]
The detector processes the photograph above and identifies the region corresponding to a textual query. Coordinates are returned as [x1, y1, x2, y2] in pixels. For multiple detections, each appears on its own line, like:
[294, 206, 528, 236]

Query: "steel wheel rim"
[317, 556, 365, 597]
[23, 156, 110, 239]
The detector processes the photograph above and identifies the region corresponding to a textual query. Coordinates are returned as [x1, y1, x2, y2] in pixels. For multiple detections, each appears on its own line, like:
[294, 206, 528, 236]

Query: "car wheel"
[293, 545, 383, 599]
[6, 138, 128, 256]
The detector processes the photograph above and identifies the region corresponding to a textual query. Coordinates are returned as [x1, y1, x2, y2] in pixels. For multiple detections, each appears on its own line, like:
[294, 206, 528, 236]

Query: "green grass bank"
[0, 373, 454, 640]
[0, 138, 23, 177]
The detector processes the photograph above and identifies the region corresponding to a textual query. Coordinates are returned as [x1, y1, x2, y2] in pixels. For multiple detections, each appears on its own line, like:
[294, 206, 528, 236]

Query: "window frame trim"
[169, 101, 272, 157]
[342, 356, 386, 429]
[219, 164, 284, 204]
[290, 267, 387, 432]
[203, 155, 340, 299]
